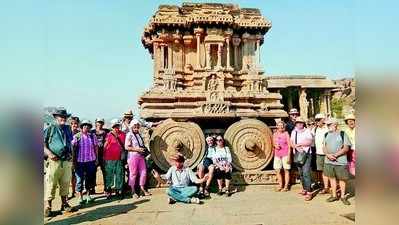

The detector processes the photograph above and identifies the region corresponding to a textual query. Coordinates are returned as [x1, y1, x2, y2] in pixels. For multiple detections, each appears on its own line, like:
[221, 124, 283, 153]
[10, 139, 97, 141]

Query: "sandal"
[275, 187, 283, 192]
[298, 190, 307, 195]
[86, 196, 94, 204]
[78, 198, 86, 206]
[304, 193, 313, 201]
[225, 190, 232, 197]
[319, 188, 330, 194]
[204, 189, 210, 197]
[217, 190, 224, 196]
[282, 187, 289, 192]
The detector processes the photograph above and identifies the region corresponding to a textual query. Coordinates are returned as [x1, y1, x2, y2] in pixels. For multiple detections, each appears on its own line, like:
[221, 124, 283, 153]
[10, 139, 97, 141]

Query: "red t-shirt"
[103, 131, 126, 161]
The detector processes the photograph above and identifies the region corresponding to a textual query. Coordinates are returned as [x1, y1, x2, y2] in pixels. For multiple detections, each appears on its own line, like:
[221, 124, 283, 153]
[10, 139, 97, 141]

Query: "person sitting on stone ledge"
[197, 135, 217, 198]
[212, 135, 233, 197]
[153, 153, 209, 204]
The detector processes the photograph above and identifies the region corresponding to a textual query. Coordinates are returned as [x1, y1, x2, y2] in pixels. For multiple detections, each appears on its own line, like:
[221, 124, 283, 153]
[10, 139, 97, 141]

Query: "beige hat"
[315, 113, 325, 119]
[289, 108, 299, 115]
[95, 118, 105, 123]
[80, 120, 93, 128]
[325, 118, 338, 125]
[344, 114, 356, 121]
[294, 117, 306, 124]
[123, 110, 134, 118]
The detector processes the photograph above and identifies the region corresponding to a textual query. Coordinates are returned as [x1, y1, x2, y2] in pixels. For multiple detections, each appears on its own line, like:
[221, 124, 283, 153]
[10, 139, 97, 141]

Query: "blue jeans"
[75, 161, 97, 193]
[167, 186, 198, 203]
[297, 153, 312, 192]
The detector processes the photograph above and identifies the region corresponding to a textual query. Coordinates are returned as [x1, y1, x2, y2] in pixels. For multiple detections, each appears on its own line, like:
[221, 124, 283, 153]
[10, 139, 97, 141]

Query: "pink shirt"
[104, 131, 126, 161]
[290, 128, 313, 153]
[273, 131, 290, 158]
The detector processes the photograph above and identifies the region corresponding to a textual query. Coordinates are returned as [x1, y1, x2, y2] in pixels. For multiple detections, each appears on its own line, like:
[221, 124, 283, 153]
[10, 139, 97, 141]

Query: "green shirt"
[324, 130, 351, 166]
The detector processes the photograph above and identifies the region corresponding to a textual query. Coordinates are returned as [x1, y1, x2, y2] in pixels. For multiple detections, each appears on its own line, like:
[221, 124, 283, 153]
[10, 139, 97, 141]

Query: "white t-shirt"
[314, 126, 329, 155]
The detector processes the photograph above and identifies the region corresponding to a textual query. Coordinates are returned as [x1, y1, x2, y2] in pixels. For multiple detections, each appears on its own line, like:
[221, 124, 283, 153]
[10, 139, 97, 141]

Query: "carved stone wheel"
[224, 119, 273, 172]
[150, 120, 206, 172]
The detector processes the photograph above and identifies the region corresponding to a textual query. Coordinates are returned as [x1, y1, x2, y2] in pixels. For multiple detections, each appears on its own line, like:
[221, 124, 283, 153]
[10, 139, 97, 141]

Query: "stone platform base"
[146, 170, 319, 187]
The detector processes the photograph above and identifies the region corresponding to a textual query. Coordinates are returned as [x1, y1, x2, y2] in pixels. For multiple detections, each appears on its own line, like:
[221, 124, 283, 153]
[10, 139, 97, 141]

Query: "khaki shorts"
[323, 163, 350, 180]
[316, 155, 325, 171]
[273, 156, 291, 170]
[45, 160, 73, 201]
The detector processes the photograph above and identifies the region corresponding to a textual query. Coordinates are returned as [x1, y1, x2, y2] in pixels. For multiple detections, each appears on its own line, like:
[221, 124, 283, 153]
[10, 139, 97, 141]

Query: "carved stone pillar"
[216, 43, 223, 70]
[205, 43, 211, 70]
[225, 37, 233, 70]
[160, 43, 165, 69]
[299, 88, 309, 120]
[256, 38, 261, 68]
[167, 42, 172, 69]
[153, 42, 159, 76]
[242, 33, 250, 71]
[232, 36, 241, 70]
[319, 90, 328, 115]
[194, 27, 203, 69]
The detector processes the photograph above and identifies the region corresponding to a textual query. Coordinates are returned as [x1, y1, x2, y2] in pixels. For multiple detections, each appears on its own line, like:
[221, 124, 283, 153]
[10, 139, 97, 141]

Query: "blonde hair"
[276, 120, 286, 127]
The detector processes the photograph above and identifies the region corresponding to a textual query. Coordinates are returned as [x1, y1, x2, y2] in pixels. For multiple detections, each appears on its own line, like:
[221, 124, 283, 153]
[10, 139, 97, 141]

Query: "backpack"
[324, 130, 345, 142]
[44, 124, 72, 161]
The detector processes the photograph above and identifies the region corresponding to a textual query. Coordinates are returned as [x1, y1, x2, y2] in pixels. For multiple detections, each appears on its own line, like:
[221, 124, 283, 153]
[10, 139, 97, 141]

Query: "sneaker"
[86, 196, 94, 203]
[225, 190, 232, 197]
[168, 197, 176, 204]
[341, 197, 351, 205]
[326, 196, 339, 202]
[190, 197, 201, 204]
[217, 190, 224, 196]
[78, 198, 86, 206]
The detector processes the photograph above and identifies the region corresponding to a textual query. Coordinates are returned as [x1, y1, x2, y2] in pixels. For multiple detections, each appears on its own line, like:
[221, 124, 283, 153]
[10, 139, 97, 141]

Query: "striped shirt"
[72, 132, 98, 162]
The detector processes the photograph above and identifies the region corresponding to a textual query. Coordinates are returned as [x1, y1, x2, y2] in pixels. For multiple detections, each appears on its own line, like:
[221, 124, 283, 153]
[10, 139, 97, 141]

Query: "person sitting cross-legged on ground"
[153, 153, 210, 204]
[197, 135, 216, 197]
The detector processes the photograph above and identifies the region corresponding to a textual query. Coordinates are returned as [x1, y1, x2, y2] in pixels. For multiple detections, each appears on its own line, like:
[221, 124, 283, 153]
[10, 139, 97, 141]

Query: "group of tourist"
[273, 108, 356, 205]
[44, 107, 355, 218]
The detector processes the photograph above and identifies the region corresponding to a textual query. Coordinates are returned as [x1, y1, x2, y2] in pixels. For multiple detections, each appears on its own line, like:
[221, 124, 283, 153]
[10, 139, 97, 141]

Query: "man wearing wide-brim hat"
[323, 117, 352, 205]
[121, 109, 163, 133]
[153, 153, 210, 205]
[44, 108, 75, 217]
[286, 108, 300, 135]
[343, 114, 356, 177]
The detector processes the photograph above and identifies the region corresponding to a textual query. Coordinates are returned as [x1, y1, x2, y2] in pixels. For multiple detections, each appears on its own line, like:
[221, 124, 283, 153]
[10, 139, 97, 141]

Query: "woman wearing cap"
[103, 119, 126, 199]
[125, 119, 151, 197]
[290, 117, 314, 201]
[71, 120, 99, 205]
[273, 120, 292, 192]
[90, 118, 109, 195]
[344, 114, 356, 176]
[212, 136, 233, 196]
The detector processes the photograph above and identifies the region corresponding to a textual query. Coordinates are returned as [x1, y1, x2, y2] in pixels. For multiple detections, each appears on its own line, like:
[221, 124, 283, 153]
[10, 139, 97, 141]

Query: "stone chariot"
[139, 3, 288, 182]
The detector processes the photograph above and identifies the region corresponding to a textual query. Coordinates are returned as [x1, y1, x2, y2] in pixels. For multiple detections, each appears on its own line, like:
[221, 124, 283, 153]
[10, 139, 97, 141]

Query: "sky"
[1, 0, 366, 119]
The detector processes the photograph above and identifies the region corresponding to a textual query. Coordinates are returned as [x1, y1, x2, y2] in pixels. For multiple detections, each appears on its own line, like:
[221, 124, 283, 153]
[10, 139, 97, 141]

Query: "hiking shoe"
[341, 197, 351, 205]
[326, 196, 339, 202]
[168, 197, 176, 204]
[44, 207, 52, 217]
[217, 190, 224, 196]
[190, 197, 201, 204]
[61, 203, 73, 212]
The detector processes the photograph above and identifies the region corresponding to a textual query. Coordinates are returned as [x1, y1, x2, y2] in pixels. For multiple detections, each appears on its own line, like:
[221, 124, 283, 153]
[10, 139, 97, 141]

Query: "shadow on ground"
[44, 199, 149, 225]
